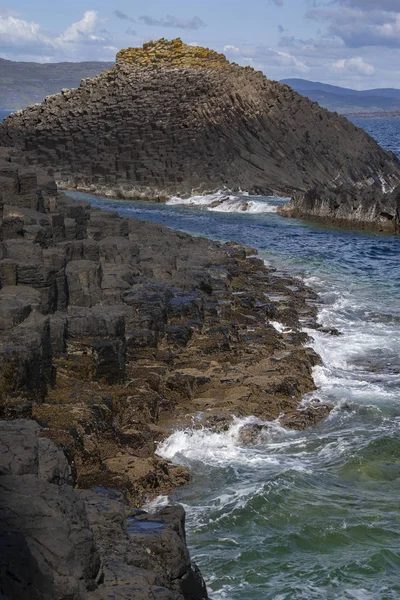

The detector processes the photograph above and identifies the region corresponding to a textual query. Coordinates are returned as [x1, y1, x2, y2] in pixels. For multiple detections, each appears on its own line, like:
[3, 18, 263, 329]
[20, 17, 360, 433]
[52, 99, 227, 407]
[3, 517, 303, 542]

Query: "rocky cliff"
[0, 38, 399, 202]
[279, 181, 400, 233]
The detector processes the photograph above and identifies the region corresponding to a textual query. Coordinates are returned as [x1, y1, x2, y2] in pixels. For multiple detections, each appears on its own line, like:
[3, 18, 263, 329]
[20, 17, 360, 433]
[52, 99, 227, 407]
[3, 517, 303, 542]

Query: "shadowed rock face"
[279, 181, 400, 233]
[0, 38, 399, 201]
[0, 420, 207, 600]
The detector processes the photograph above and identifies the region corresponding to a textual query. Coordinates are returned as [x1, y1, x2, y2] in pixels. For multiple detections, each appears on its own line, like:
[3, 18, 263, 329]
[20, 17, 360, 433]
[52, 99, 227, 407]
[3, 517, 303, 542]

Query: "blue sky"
[0, 0, 399, 89]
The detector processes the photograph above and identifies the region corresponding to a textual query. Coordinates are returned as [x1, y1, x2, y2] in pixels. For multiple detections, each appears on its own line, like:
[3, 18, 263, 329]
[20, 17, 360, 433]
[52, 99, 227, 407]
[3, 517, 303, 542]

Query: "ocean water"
[349, 117, 400, 160]
[65, 118, 400, 599]
[0, 110, 13, 121]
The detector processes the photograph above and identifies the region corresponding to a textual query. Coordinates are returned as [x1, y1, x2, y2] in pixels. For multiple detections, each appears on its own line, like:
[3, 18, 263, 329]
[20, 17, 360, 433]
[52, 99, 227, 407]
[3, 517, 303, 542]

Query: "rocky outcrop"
[0, 39, 399, 201]
[0, 147, 333, 598]
[0, 419, 207, 600]
[279, 182, 400, 233]
[0, 146, 330, 499]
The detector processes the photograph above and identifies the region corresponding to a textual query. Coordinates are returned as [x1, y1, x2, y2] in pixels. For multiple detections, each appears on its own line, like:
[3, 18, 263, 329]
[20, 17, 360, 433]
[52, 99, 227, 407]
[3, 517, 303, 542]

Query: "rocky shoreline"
[0, 147, 332, 598]
[279, 182, 400, 234]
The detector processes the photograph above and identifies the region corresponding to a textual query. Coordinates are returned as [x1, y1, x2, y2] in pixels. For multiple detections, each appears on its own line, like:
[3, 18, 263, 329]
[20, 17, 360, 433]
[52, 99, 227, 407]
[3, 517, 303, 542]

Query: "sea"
[3, 106, 400, 598]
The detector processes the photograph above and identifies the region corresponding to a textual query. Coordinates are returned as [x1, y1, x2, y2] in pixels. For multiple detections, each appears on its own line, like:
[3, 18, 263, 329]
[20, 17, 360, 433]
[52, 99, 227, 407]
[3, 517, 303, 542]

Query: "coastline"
[0, 149, 332, 599]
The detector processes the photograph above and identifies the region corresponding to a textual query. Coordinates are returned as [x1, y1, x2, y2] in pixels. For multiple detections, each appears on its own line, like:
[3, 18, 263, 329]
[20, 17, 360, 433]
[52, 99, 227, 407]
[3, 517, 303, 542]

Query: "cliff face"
[0, 38, 399, 201]
[279, 182, 400, 233]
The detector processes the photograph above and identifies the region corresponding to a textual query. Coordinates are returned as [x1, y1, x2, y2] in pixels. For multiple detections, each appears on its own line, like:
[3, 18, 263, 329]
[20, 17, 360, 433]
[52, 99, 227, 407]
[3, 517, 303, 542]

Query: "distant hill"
[0, 57, 114, 110]
[281, 78, 400, 115]
[2, 38, 400, 204]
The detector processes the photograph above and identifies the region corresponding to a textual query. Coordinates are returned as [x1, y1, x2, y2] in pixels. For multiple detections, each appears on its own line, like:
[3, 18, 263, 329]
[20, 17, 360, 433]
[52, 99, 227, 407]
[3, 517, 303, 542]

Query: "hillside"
[281, 79, 400, 115]
[1, 38, 400, 205]
[0, 57, 113, 109]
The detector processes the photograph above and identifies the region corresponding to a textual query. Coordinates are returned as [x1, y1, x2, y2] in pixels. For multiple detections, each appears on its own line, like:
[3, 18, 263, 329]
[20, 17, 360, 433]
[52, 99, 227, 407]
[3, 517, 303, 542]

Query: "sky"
[0, 0, 400, 89]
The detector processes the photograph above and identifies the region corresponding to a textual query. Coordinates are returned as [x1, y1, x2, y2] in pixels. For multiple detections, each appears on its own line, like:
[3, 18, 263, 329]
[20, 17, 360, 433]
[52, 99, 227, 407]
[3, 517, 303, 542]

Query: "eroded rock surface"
[0, 39, 399, 203]
[0, 420, 207, 600]
[0, 148, 334, 598]
[0, 146, 331, 504]
[279, 181, 400, 233]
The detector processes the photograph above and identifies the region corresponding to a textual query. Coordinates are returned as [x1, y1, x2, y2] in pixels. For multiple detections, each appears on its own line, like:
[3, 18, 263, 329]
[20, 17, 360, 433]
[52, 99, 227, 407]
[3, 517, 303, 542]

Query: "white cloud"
[0, 15, 43, 45]
[376, 14, 400, 41]
[332, 56, 375, 75]
[222, 43, 309, 74]
[307, 4, 400, 48]
[224, 44, 240, 54]
[250, 46, 309, 73]
[0, 10, 112, 61]
[58, 11, 107, 45]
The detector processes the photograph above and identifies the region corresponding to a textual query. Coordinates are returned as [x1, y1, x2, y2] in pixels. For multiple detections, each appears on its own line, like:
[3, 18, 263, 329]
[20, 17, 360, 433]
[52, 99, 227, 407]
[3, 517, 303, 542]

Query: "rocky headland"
[0, 38, 399, 215]
[279, 181, 400, 233]
[0, 144, 334, 598]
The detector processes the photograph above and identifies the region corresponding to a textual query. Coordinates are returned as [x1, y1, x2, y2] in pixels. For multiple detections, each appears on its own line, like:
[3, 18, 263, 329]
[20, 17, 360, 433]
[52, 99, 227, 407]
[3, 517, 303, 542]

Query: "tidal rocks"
[0, 420, 207, 600]
[1, 39, 399, 201]
[279, 181, 400, 233]
[0, 146, 328, 500]
[0, 147, 332, 599]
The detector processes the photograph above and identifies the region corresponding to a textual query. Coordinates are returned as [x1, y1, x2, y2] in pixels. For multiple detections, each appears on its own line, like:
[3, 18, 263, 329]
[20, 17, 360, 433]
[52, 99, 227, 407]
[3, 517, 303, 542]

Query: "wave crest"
[166, 191, 288, 214]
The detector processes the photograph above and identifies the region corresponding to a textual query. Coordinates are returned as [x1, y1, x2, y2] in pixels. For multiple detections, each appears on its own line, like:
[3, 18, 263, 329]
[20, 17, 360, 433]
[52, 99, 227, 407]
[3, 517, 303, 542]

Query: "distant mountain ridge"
[281, 78, 400, 115]
[0, 57, 114, 110]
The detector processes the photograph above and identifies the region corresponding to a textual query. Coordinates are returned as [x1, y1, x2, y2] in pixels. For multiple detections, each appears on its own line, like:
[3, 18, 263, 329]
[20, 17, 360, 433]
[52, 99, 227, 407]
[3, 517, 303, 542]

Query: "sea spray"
[167, 191, 286, 214]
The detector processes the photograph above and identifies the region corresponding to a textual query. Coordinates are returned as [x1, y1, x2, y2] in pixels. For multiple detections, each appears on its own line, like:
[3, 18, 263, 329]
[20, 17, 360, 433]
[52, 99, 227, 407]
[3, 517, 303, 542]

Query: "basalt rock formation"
[0, 419, 207, 600]
[279, 181, 400, 233]
[0, 147, 333, 598]
[0, 38, 400, 202]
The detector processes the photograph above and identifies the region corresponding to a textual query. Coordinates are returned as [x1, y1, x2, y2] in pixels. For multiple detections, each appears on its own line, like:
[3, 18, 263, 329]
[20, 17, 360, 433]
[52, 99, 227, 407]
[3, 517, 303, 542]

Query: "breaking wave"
[166, 191, 288, 214]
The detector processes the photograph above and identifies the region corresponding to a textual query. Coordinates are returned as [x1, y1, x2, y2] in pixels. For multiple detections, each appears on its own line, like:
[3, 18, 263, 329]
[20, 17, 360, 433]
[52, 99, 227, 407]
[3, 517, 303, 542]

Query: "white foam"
[156, 416, 304, 470]
[157, 417, 272, 467]
[301, 271, 400, 408]
[166, 191, 284, 214]
[143, 494, 170, 511]
[270, 320, 293, 334]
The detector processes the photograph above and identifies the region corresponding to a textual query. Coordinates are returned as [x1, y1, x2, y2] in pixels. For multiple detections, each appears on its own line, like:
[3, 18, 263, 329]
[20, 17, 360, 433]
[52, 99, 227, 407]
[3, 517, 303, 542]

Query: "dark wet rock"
[318, 326, 342, 336]
[0, 419, 72, 484]
[0, 475, 100, 600]
[66, 260, 102, 307]
[0, 420, 98, 600]
[98, 236, 139, 265]
[0, 312, 54, 406]
[0, 259, 17, 287]
[0, 421, 207, 600]
[280, 182, 400, 233]
[280, 403, 332, 430]
[126, 505, 208, 599]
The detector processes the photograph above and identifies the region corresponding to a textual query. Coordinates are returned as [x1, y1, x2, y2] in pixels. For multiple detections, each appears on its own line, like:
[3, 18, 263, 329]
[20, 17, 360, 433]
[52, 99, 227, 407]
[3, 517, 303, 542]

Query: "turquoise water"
[68, 118, 400, 599]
